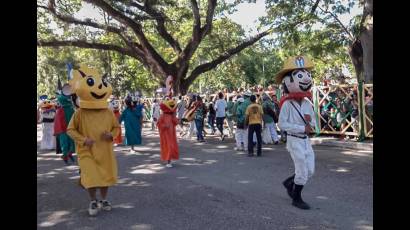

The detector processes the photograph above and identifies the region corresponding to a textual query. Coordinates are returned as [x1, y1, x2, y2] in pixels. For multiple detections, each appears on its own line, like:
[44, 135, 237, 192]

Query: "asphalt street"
[37, 125, 373, 230]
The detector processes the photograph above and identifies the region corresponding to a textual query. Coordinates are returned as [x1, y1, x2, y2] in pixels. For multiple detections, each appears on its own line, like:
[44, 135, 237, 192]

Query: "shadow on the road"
[38, 128, 372, 230]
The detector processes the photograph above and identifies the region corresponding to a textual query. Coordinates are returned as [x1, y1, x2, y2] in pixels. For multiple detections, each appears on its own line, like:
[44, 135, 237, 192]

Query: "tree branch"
[85, 0, 171, 75]
[315, 2, 355, 41]
[38, 39, 136, 58]
[39, 1, 124, 35]
[37, 39, 155, 72]
[310, 0, 321, 14]
[191, 0, 201, 41]
[177, 0, 217, 67]
[184, 30, 272, 86]
[359, 0, 372, 34]
[39, 0, 148, 62]
[128, 1, 182, 54]
[200, 0, 217, 38]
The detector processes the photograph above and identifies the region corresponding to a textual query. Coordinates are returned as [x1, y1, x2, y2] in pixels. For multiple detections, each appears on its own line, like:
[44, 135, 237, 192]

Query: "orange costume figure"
[109, 98, 123, 145]
[157, 98, 179, 167]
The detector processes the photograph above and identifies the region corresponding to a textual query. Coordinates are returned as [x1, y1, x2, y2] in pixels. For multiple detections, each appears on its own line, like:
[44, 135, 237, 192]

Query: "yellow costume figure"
[66, 64, 120, 216]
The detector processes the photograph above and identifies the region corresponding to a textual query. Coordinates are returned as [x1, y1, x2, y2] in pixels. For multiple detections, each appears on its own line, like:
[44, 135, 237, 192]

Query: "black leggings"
[216, 117, 225, 135]
[248, 124, 262, 154]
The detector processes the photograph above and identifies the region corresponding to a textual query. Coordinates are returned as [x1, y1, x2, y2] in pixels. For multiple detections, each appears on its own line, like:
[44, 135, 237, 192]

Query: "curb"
[310, 138, 373, 151]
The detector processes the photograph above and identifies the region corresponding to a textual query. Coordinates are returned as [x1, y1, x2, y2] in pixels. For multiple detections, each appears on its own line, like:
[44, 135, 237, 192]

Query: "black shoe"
[292, 184, 310, 210]
[282, 174, 295, 199]
[248, 153, 254, 157]
[274, 141, 279, 145]
[257, 153, 262, 157]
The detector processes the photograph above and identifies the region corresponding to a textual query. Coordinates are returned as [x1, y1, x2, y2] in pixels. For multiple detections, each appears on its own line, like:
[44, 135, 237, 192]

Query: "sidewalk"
[310, 136, 373, 151]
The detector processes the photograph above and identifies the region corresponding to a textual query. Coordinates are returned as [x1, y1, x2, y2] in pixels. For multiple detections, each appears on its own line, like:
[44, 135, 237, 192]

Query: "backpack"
[263, 103, 278, 123]
[195, 105, 205, 120]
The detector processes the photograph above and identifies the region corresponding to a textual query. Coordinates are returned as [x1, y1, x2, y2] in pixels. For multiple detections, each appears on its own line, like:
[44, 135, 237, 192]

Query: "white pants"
[235, 128, 256, 148]
[286, 136, 315, 185]
[41, 122, 55, 150]
[187, 121, 197, 139]
[151, 120, 158, 130]
[266, 122, 279, 142]
[227, 119, 234, 137]
[235, 128, 247, 149]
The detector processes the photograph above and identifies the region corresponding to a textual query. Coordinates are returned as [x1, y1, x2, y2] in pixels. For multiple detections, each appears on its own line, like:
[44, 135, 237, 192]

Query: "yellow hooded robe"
[66, 64, 120, 188]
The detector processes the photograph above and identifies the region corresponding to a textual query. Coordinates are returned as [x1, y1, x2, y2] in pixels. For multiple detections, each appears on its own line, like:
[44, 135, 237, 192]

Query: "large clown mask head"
[283, 69, 313, 93]
[275, 56, 314, 94]
[69, 64, 112, 109]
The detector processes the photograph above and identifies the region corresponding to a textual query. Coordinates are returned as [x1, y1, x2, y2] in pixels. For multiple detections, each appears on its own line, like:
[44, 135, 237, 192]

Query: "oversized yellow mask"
[160, 98, 177, 113]
[69, 64, 112, 109]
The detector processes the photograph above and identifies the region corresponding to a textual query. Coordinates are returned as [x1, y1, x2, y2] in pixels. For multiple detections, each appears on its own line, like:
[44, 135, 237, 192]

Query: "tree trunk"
[348, 39, 364, 82]
[360, 0, 373, 84]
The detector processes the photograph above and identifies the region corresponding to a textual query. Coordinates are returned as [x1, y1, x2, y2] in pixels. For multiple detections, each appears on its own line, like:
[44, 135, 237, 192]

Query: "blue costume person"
[119, 98, 143, 152]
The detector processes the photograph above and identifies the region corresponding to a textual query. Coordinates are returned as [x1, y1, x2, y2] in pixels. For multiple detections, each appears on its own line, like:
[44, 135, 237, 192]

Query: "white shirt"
[214, 99, 227, 118]
[152, 103, 160, 119]
[176, 100, 186, 119]
[278, 99, 316, 135]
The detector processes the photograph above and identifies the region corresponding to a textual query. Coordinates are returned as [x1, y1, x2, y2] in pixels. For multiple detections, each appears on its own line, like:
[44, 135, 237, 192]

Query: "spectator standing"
[214, 92, 228, 141]
[234, 97, 246, 151]
[194, 96, 207, 142]
[151, 99, 160, 131]
[186, 94, 198, 139]
[245, 95, 264, 157]
[207, 102, 216, 134]
[226, 96, 235, 137]
[262, 94, 280, 144]
[176, 95, 186, 134]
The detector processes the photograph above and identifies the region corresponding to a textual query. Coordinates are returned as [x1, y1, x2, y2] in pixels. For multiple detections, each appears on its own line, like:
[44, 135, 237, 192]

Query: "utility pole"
[262, 57, 265, 88]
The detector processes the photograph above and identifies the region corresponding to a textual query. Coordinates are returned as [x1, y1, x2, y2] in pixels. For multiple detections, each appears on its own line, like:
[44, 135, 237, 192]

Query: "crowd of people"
[171, 90, 284, 152]
[317, 86, 373, 138]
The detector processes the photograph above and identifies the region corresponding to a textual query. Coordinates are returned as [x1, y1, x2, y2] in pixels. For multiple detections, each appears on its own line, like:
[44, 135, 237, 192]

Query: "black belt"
[42, 118, 55, 123]
[288, 134, 307, 139]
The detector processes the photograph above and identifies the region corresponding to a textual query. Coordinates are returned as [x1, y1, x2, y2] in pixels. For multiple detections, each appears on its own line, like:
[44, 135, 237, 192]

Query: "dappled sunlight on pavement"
[38, 126, 372, 229]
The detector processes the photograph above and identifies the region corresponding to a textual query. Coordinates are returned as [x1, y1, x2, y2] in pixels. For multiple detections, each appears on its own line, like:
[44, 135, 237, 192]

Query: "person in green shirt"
[226, 96, 235, 137]
[236, 91, 254, 150]
[262, 94, 279, 144]
[234, 95, 247, 151]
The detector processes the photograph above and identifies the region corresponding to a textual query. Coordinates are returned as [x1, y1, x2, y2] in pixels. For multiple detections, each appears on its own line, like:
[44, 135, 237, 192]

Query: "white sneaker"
[98, 200, 112, 211]
[88, 200, 100, 216]
[130, 149, 136, 153]
[234, 147, 240, 151]
[166, 163, 173, 168]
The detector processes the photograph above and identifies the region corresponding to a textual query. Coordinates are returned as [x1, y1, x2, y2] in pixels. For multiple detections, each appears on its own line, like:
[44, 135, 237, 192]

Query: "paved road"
[37, 125, 373, 230]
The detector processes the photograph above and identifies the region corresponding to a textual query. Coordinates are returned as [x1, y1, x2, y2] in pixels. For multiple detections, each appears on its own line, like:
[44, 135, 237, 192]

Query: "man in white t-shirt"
[214, 92, 227, 141]
[176, 95, 186, 132]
